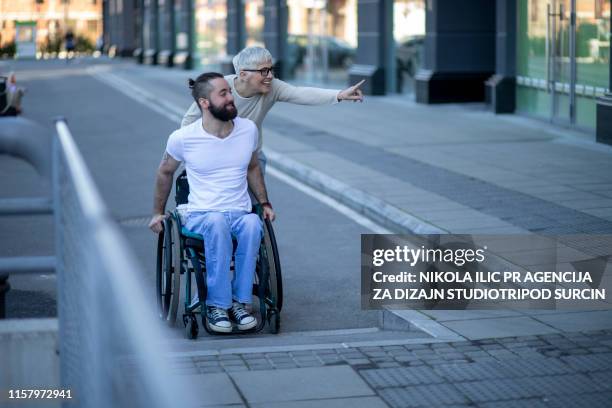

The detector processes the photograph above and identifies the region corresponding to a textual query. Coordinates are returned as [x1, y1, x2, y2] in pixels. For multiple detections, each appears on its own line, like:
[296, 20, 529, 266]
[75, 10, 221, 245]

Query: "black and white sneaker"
[229, 302, 257, 330]
[205, 306, 232, 333]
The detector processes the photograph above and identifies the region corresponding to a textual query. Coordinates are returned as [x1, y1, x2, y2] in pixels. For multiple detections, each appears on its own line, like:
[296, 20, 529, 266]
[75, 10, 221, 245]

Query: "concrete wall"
[0, 318, 59, 397]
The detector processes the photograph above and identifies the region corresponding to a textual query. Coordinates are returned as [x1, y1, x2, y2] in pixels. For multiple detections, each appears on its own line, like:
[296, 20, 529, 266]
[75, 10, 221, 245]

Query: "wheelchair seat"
[181, 227, 204, 250]
[180, 225, 239, 252]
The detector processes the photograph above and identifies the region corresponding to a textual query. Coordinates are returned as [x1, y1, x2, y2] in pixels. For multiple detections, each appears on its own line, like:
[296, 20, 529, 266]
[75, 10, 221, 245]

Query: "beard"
[208, 101, 238, 122]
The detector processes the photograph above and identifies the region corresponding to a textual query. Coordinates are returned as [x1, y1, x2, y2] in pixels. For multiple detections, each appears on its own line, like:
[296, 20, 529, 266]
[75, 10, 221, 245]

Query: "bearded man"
[149, 72, 275, 333]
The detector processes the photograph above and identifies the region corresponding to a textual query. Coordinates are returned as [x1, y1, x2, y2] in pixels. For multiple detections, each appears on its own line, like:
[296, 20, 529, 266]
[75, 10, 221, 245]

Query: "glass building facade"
[517, 0, 610, 130]
[393, 0, 426, 94]
[286, 0, 357, 85]
[108, 0, 610, 138]
[194, 0, 227, 68]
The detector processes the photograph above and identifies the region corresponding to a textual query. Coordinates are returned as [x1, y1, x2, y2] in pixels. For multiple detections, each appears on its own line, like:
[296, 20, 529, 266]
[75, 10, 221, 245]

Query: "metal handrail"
[55, 119, 107, 221]
[53, 119, 199, 407]
[0, 117, 55, 317]
[1, 118, 199, 407]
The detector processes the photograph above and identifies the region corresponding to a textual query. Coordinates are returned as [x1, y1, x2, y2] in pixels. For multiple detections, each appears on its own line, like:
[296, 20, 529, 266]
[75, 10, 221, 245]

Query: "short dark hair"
[188, 72, 224, 104]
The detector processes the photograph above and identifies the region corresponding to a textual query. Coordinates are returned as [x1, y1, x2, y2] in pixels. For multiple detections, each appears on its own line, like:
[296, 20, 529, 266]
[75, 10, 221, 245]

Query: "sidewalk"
[264, 97, 612, 235]
[166, 328, 612, 408]
[92, 61, 612, 407]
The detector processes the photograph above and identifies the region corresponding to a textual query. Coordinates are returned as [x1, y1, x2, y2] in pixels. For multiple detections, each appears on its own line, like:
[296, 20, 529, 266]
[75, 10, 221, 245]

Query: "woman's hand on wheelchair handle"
[149, 214, 167, 234]
[263, 206, 275, 222]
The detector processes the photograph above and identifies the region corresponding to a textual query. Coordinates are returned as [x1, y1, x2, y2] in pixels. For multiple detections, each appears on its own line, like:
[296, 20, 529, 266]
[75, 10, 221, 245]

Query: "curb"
[265, 147, 444, 235]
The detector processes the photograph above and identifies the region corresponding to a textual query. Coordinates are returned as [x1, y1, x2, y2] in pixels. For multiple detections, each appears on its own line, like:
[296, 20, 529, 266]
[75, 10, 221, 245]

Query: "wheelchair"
[156, 170, 282, 339]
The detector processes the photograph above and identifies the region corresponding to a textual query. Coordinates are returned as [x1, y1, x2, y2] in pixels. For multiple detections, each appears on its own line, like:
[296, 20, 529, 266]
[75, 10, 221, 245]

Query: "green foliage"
[0, 41, 16, 58]
[43, 37, 62, 54]
[40, 35, 94, 54]
[75, 35, 94, 52]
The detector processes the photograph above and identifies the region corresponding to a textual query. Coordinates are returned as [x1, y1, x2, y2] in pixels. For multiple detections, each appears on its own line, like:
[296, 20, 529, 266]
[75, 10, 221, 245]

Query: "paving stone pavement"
[264, 115, 612, 236]
[167, 329, 612, 407]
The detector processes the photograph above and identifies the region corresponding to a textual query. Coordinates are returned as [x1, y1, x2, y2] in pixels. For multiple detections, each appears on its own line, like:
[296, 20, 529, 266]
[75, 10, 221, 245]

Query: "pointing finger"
[353, 79, 366, 89]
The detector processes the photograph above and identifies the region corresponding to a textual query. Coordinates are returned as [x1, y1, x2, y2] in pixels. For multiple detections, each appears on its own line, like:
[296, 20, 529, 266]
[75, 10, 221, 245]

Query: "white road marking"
[267, 166, 391, 234]
[88, 66, 184, 123]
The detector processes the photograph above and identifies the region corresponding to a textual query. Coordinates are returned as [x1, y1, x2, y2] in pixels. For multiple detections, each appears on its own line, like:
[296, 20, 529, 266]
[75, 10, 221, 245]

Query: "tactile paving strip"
[478, 399, 550, 408]
[493, 357, 573, 377]
[433, 361, 511, 382]
[379, 383, 469, 408]
[561, 353, 612, 372]
[545, 391, 612, 408]
[454, 378, 538, 402]
[525, 373, 606, 396]
[360, 366, 445, 388]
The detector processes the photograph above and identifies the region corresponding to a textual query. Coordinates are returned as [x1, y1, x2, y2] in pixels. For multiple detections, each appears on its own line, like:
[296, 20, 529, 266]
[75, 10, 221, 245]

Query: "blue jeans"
[185, 211, 263, 309]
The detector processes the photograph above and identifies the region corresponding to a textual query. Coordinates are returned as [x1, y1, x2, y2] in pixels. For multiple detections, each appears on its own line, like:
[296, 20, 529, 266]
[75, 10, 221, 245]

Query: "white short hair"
[232, 46, 273, 73]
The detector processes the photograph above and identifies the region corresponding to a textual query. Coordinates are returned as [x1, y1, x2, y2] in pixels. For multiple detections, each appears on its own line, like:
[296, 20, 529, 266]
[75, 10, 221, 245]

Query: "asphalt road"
[1, 58, 379, 332]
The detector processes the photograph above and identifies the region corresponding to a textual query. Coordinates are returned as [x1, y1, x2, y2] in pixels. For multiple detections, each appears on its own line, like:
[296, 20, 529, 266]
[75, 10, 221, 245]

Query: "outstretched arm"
[247, 152, 275, 221]
[274, 78, 365, 104]
[149, 152, 181, 233]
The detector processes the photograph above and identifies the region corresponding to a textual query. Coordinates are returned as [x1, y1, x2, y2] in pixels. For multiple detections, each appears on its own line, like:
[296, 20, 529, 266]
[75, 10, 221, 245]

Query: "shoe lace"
[232, 303, 249, 319]
[209, 307, 227, 320]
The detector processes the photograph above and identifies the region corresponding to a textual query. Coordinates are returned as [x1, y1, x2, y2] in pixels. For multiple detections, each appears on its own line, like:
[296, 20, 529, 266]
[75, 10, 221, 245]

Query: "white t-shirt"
[165, 117, 258, 212]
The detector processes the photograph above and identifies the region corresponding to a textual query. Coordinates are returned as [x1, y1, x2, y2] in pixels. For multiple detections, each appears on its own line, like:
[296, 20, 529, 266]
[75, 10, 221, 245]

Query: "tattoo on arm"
[162, 151, 170, 163]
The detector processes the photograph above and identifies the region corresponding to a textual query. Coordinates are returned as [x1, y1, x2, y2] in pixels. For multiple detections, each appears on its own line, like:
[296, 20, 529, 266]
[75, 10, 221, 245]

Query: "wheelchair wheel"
[155, 216, 182, 326]
[156, 218, 172, 320]
[262, 218, 283, 312]
[268, 310, 280, 334]
[183, 314, 198, 340]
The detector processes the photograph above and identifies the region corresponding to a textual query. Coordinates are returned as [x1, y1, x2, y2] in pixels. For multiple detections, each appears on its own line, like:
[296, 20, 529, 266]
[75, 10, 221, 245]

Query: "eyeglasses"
[242, 67, 274, 77]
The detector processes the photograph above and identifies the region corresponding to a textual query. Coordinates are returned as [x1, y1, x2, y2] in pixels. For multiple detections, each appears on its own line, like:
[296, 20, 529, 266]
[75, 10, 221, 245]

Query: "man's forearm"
[247, 166, 269, 204]
[153, 171, 174, 214]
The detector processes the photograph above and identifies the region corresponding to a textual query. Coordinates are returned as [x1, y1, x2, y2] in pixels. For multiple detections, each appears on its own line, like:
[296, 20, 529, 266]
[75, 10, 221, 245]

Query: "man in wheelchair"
[149, 72, 275, 333]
